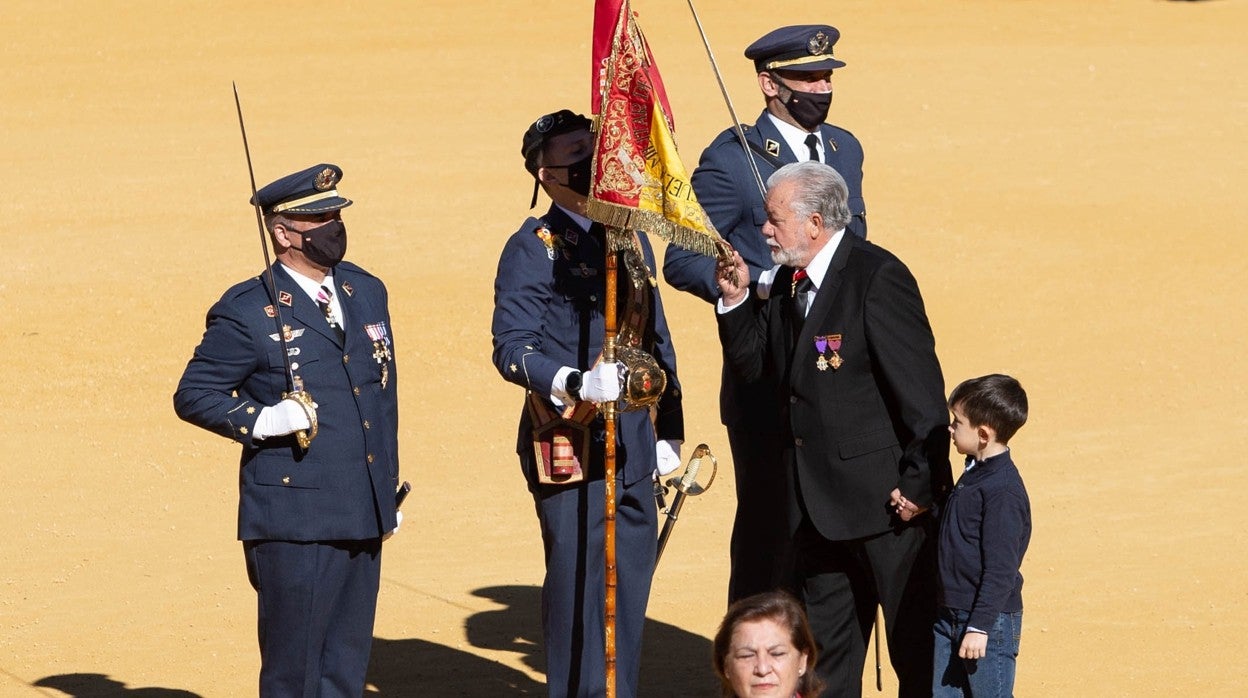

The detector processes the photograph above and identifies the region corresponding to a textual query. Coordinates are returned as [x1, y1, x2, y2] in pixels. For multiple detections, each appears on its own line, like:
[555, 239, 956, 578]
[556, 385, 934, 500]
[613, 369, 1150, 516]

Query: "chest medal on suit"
[814, 334, 843, 371]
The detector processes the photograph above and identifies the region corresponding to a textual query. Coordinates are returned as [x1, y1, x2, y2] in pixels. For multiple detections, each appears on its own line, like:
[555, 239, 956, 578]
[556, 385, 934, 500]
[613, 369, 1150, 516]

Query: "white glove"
[253, 397, 316, 440]
[655, 439, 682, 476]
[581, 361, 622, 403]
[383, 510, 403, 541]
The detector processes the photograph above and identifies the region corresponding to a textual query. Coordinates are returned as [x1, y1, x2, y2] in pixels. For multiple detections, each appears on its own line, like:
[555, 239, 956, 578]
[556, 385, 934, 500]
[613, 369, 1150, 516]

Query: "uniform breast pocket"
[558, 272, 602, 316]
[251, 450, 320, 490]
[751, 205, 769, 227]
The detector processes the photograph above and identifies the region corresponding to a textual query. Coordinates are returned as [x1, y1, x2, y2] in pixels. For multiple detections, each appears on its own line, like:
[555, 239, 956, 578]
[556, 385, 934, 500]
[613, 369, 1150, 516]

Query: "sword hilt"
[665, 443, 716, 496]
[655, 443, 717, 565]
[281, 388, 318, 449]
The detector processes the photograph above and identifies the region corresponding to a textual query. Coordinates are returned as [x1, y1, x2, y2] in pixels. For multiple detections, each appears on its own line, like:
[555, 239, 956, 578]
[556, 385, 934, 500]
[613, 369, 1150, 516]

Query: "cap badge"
[535, 114, 556, 133]
[314, 167, 338, 191]
[808, 31, 830, 56]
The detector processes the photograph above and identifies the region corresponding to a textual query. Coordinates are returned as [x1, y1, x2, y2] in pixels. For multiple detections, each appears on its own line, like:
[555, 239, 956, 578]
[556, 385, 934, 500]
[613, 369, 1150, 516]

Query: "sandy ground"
[3, 1, 1246, 695]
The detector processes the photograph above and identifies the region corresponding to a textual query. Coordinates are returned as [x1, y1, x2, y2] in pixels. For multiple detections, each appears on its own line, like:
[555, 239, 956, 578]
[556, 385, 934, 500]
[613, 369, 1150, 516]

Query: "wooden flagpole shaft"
[603, 239, 619, 698]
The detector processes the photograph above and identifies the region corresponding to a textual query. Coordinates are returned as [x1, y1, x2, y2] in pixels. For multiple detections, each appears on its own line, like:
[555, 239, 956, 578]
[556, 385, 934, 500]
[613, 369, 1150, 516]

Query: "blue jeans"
[932, 607, 1022, 697]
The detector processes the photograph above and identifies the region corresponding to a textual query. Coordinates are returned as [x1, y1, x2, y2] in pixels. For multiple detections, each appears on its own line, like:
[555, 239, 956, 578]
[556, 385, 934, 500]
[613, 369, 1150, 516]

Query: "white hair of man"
[767, 161, 852, 232]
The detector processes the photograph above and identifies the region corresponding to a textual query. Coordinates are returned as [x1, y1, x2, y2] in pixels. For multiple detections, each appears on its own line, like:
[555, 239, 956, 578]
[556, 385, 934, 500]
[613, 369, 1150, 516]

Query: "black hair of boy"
[947, 374, 1028, 443]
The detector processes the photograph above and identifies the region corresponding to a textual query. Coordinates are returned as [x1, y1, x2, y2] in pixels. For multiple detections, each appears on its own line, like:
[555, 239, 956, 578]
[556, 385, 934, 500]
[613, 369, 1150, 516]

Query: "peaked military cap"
[251, 163, 353, 214]
[745, 25, 846, 73]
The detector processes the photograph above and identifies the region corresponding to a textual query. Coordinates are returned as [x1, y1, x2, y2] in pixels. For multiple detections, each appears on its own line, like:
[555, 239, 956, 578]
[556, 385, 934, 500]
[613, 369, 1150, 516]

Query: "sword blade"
[232, 82, 298, 394]
[655, 491, 688, 565]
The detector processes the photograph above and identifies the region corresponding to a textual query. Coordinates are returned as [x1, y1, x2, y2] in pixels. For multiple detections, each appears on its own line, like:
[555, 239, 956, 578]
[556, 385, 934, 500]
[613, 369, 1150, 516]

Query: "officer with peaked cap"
[492, 110, 685, 698]
[175, 163, 401, 697]
[661, 14, 870, 653]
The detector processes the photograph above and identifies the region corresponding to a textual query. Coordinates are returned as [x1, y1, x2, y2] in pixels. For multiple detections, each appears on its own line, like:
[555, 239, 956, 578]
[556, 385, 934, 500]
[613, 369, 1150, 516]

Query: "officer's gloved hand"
[253, 397, 317, 440]
[655, 439, 682, 477]
[581, 361, 622, 403]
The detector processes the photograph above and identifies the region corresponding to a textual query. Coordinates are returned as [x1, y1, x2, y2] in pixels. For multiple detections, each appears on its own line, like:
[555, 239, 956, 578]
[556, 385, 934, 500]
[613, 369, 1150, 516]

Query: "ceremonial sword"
[232, 82, 317, 448]
[655, 443, 718, 564]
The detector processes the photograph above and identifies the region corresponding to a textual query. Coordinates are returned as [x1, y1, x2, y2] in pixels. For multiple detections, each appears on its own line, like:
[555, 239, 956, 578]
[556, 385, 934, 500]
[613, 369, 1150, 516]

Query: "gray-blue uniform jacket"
[491, 205, 684, 487]
[174, 261, 399, 541]
[663, 110, 865, 430]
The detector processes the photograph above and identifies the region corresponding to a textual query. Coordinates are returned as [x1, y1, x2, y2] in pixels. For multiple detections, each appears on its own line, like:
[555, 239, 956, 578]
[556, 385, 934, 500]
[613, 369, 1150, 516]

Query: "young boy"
[932, 373, 1032, 697]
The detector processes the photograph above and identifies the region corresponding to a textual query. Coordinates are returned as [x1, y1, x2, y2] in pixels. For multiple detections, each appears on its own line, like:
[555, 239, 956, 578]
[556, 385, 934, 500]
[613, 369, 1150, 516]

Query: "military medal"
[365, 321, 393, 388]
[814, 334, 844, 371]
[827, 334, 843, 370]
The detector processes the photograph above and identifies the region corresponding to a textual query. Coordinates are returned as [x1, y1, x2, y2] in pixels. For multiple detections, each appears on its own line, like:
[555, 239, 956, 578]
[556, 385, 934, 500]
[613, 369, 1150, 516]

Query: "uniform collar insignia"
[278, 290, 293, 307]
[765, 139, 781, 157]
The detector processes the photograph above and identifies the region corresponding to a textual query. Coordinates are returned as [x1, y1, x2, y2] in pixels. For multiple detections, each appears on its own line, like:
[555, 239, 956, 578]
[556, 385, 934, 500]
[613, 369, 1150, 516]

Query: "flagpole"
[684, 0, 767, 198]
[602, 237, 619, 698]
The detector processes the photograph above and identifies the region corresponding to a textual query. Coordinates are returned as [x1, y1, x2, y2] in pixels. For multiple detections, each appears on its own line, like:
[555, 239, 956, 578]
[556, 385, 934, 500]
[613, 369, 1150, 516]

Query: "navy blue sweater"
[937, 450, 1032, 631]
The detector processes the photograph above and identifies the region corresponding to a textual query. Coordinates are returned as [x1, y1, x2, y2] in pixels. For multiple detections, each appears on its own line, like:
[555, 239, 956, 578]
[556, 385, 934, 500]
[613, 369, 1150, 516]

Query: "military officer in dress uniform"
[663, 24, 869, 604]
[174, 163, 400, 697]
[491, 109, 684, 698]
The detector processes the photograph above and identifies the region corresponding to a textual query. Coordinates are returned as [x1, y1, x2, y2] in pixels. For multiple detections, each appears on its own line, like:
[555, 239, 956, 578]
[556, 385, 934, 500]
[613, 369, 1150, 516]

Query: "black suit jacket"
[664, 111, 866, 430]
[718, 234, 952, 541]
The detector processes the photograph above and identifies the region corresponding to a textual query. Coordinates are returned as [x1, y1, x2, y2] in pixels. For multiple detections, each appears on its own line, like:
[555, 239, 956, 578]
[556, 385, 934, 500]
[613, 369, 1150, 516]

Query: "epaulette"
[336, 260, 376, 279]
[221, 275, 266, 301]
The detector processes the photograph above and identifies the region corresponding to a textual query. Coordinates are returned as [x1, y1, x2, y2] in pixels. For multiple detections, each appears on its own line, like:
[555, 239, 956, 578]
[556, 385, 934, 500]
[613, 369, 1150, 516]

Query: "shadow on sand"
[31, 673, 202, 697]
[366, 584, 718, 696]
[34, 584, 716, 697]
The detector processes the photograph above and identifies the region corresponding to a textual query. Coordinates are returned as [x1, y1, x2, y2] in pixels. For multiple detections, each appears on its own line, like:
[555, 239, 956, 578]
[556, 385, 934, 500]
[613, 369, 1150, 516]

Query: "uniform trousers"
[533, 473, 657, 698]
[796, 518, 937, 698]
[244, 538, 382, 698]
[726, 426, 798, 603]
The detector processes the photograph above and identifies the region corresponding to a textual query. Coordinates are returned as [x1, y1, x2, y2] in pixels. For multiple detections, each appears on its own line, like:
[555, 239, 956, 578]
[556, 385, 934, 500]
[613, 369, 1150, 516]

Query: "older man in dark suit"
[175, 163, 400, 697]
[663, 24, 867, 603]
[715, 161, 951, 697]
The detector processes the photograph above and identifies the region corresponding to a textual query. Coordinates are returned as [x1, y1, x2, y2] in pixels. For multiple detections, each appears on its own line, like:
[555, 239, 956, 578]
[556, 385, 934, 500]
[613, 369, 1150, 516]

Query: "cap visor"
[280, 197, 353, 214]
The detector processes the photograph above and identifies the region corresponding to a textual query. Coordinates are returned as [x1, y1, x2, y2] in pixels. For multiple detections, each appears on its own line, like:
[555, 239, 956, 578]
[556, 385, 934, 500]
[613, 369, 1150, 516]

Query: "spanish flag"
[587, 0, 723, 257]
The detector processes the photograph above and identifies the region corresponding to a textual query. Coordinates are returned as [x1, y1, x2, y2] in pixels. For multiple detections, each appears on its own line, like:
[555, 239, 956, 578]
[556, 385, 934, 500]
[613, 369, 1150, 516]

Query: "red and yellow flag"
[587, 0, 722, 257]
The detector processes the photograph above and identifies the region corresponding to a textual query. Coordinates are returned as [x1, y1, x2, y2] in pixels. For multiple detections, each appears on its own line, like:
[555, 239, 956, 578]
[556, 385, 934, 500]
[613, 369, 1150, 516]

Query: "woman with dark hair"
[713, 591, 825, 697]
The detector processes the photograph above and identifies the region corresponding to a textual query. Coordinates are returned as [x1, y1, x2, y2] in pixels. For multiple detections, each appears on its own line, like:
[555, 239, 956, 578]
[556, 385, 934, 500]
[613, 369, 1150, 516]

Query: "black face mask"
[292, 219, 348, 267]
[547, 154, 593, 197]
[778, 82, 833, 131]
